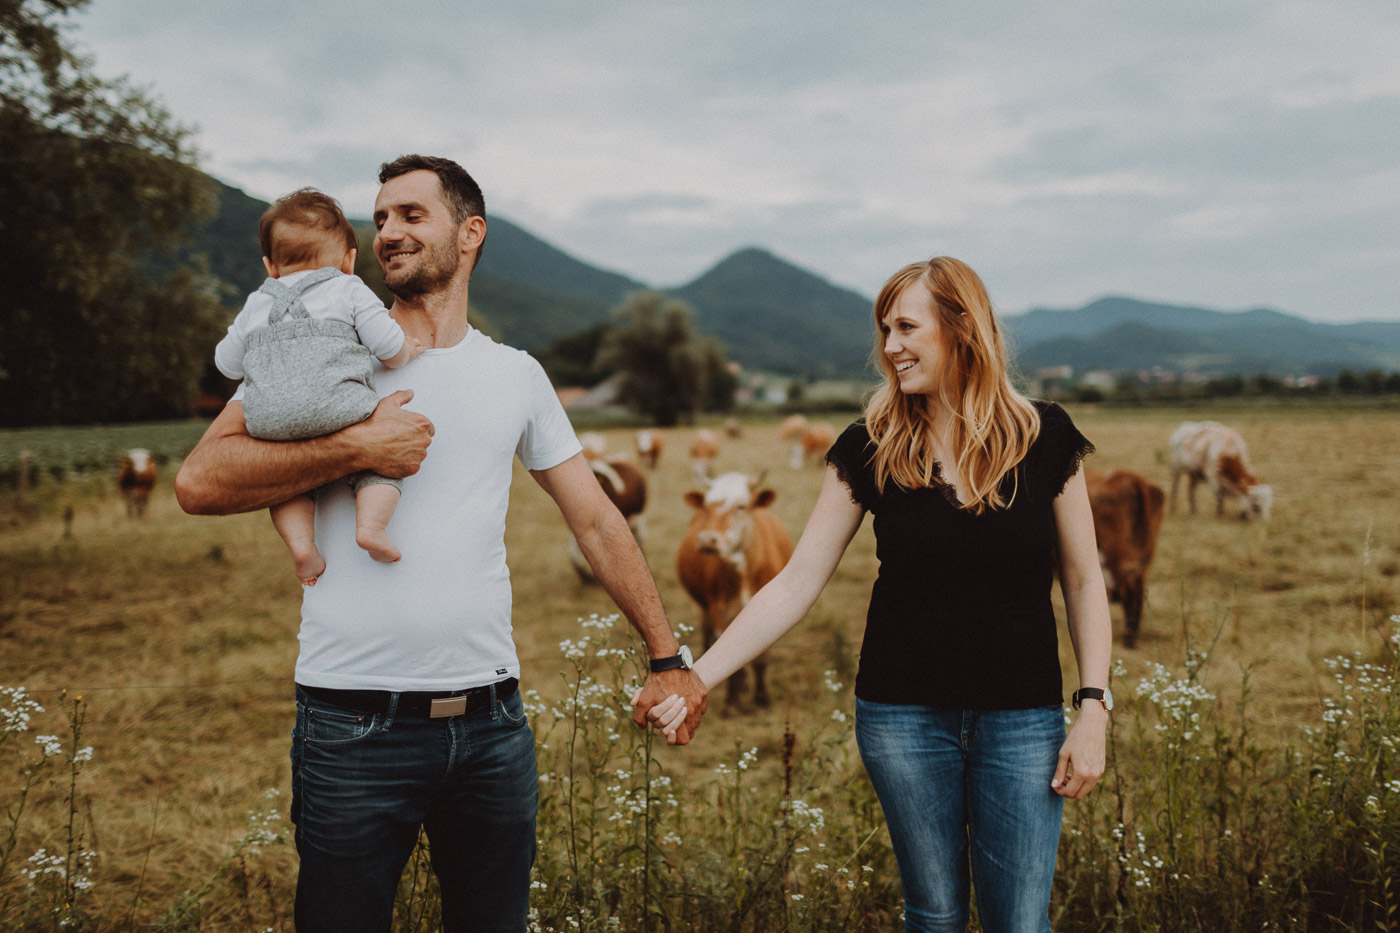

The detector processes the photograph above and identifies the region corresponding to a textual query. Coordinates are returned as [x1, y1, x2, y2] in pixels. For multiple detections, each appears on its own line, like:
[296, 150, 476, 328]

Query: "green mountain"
[182, 178, 1399, 381]
[183, 181, 876, 376]
[1006, 297, 1400, 375]
[669, 247, 875, 378]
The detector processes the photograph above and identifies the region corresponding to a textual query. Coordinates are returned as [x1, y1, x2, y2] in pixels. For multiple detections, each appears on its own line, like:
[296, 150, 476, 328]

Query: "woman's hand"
[630, 689, 689, 745]
[1051, 705, 1107, 798]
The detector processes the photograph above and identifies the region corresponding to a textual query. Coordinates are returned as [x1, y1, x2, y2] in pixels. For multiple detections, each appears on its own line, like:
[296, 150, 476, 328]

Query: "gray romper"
[241, 268, 400, 494]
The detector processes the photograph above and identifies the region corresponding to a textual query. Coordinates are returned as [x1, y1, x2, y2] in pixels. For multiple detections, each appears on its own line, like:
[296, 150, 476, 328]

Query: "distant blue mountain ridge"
[195, 179, 1400, 379]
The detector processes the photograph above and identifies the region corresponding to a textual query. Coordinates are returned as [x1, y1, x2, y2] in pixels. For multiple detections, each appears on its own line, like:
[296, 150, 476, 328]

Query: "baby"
[214, 188, 423, 584]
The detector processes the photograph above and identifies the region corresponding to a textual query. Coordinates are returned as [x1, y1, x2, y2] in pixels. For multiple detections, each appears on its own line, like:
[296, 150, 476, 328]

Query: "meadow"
[1, 401, 1397, 930]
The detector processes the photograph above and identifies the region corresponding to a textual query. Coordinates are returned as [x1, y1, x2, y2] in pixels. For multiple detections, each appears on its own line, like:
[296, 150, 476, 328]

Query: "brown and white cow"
[688, 429, 720, 483]
[570, 458, 648, 584]
[1085, 468, 1165, 649]
[789, 422, 836, 470]
[778, 414, 808, 440]
[118, 448, 157, 518]
[1169, 421, 1273, 520]
[579, 431, 609, 461]
[635, 429, 664, 470]
[677, 472, 794, 709]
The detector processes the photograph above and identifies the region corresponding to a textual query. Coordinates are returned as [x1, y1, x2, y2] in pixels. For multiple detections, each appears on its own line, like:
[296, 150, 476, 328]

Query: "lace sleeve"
[1039, 402, 1095, 497]
[824, 422, 878, 512]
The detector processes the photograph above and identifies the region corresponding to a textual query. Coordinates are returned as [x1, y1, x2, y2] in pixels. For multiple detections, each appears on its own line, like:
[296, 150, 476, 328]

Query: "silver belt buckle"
[430, 695, 468, 718]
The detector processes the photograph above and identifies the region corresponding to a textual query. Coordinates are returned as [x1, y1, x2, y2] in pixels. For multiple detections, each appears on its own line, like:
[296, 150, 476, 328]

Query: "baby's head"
[259, 188, 359, 277]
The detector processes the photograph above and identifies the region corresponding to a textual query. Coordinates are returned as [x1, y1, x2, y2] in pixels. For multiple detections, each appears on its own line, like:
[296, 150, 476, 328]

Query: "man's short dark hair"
[379, 154, 487, 265]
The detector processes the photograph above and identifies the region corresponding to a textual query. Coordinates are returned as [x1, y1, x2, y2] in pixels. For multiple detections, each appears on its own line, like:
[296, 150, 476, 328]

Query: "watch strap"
[649, 645, 693, 673]
[1072, 687, 1106, 710]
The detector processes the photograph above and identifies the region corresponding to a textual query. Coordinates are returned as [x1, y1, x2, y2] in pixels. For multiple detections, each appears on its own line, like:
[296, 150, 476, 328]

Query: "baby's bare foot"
[291, 545, 326, 586]
[357, 527, 402, 563]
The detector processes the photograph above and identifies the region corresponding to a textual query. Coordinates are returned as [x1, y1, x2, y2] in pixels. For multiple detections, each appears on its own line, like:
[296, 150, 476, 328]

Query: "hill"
[180, 179, 1399, 380]
[1005, 297, 1400, 376]
[182, 181, 876, 376]
[669, 247, 875, 379]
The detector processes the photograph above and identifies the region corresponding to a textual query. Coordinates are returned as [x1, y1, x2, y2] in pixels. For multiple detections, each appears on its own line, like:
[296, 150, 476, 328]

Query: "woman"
[645, 256, 1112, 933]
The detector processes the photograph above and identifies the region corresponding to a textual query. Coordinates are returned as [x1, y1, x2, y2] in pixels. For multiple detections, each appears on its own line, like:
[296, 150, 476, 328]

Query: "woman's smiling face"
[880, 283, 945, 396]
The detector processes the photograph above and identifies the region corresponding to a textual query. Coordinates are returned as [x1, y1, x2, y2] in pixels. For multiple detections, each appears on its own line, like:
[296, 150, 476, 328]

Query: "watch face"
[1102, 687, 1114, 711]
[679, 645, 694, 668]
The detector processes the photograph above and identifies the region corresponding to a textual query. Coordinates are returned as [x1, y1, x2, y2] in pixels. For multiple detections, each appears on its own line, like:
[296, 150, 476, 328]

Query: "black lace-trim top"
[824, 400, 1094, 710]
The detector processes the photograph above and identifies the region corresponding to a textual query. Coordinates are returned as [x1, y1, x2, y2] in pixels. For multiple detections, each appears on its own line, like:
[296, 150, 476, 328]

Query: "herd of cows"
[110, 414, 1271, 704]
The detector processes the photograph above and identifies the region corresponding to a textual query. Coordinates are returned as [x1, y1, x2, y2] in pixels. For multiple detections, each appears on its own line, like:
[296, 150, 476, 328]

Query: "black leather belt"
[297, 678, 518, 719]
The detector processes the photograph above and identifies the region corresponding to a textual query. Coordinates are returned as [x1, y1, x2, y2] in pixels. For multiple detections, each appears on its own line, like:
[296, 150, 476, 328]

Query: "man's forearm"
[579, 510, 679, 658]
[176, 392, 434, 516]
[175, 405, 366, 515]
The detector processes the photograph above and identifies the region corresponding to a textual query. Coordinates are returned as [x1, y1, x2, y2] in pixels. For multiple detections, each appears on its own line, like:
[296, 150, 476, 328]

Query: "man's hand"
[352, 390, 434, 478]
[631, 669, 707, 745]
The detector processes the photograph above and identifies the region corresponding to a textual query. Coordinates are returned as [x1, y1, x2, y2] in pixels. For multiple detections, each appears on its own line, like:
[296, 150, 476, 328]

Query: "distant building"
[1033, 365, 1073, 396]
[1081, 370, 1117, 390]
[559, 373, 626, 412]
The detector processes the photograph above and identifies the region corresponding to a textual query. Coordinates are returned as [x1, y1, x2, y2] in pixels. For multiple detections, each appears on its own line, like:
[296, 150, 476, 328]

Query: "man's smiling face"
[372, 169, 462, 299]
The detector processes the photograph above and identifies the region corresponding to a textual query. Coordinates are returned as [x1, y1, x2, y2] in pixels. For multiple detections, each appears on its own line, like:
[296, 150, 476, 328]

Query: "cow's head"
[683, 472, 776, 565]
[1245, 484, 1273, 521]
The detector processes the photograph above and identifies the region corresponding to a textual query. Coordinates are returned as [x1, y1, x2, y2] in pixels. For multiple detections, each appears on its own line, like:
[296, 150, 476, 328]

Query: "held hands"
[1050, 705, 1108, 799]
[630, 669, 708, 746]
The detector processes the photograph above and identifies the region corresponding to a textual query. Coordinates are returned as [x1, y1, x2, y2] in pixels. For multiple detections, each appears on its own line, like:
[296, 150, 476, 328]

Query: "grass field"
[1, 402, 1397, 929]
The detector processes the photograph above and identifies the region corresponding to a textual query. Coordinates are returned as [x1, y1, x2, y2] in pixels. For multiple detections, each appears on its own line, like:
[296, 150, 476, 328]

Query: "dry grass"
[1, 402, 1397, 923]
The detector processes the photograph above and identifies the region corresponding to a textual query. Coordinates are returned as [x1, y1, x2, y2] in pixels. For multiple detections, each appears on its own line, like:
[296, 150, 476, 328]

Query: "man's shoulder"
[468, 330, 543, 369]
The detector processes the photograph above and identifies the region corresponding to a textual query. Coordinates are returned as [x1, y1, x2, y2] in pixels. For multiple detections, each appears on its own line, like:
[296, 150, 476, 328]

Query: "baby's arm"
[213, 305, 256, 380]
[346, 276, 419, 368]
[380, 334, 425, 369]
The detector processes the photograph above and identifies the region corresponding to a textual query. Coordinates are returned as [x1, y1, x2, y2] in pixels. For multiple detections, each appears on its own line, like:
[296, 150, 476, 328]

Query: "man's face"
[372, 170, 462, 300]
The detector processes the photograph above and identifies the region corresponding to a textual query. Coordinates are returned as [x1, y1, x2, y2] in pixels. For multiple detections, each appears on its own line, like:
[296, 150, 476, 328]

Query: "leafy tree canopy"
[0, 0, 225, 425]
[595, 291, 733, 426]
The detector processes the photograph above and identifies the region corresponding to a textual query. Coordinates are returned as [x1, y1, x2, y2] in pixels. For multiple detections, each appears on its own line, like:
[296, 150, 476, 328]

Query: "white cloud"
[71, 0, 1400, 322]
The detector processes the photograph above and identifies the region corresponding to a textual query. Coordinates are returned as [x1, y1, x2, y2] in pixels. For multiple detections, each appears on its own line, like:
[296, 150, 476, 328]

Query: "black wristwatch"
[1072, 686, 1114, 711]
[649, 645, 694, 673]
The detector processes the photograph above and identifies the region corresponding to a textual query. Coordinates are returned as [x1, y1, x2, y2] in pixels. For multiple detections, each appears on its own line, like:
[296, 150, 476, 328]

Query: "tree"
[595, 291, 731, 426]
[534, 321, 615, 388]
[0, 0, 225, 425]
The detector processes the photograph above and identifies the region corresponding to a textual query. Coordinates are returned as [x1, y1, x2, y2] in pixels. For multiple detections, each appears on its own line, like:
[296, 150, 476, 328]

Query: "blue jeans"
[290, 684, 538, 933]
[855, 699, 1065, 933]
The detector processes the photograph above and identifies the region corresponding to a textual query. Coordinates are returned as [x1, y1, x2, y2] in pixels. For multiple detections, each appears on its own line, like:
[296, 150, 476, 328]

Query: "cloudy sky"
[77, 1, 1399, 322]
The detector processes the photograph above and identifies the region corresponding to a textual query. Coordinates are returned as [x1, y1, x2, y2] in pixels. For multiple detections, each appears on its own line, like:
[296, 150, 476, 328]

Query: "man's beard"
[383, 237, 460, 299]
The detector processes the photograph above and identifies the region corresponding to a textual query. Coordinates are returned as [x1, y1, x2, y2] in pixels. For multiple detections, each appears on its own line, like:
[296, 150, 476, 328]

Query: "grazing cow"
[570, 458, 648, 584]
[778, 414, 808, 440]
[1169, 421, 1273, 520]
[118, 449, 157, 518]
[635, 429, 664, 470]
[579, 431, 609, 461]
[689, 429, 720, 483]
[789, 422, 836, 470]
[1085, 468, 1165, 649]
[677, 472, 794, 709]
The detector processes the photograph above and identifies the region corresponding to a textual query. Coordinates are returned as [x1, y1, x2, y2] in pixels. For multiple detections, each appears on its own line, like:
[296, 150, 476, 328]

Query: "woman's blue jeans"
[855, 698, 1065, 933]
[290, 684, 538, 932]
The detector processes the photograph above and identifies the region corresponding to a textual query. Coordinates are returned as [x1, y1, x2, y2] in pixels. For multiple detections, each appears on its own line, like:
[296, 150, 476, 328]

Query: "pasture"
[1, 402, 1397, 929]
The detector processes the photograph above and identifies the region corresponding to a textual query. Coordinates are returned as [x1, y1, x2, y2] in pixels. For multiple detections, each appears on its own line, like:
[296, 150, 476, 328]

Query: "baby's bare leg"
[270, 495, 325, 585]
[355, 483, 402, 563]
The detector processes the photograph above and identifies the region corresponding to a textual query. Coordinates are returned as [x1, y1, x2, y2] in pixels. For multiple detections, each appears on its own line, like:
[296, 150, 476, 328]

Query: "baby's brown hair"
[259, 188, 358, 270]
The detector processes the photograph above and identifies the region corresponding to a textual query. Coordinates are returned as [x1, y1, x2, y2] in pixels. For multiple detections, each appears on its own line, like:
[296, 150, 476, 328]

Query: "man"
[176, 154, 707, 932]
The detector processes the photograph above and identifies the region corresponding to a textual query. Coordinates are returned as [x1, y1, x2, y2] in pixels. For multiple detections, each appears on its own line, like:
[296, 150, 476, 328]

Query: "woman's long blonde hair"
[863, 257, 1040, 512]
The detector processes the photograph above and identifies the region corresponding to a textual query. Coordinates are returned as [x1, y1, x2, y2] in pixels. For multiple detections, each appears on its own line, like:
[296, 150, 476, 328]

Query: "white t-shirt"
[293, 328, 582, 691]
[214, 270, 406, 380]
